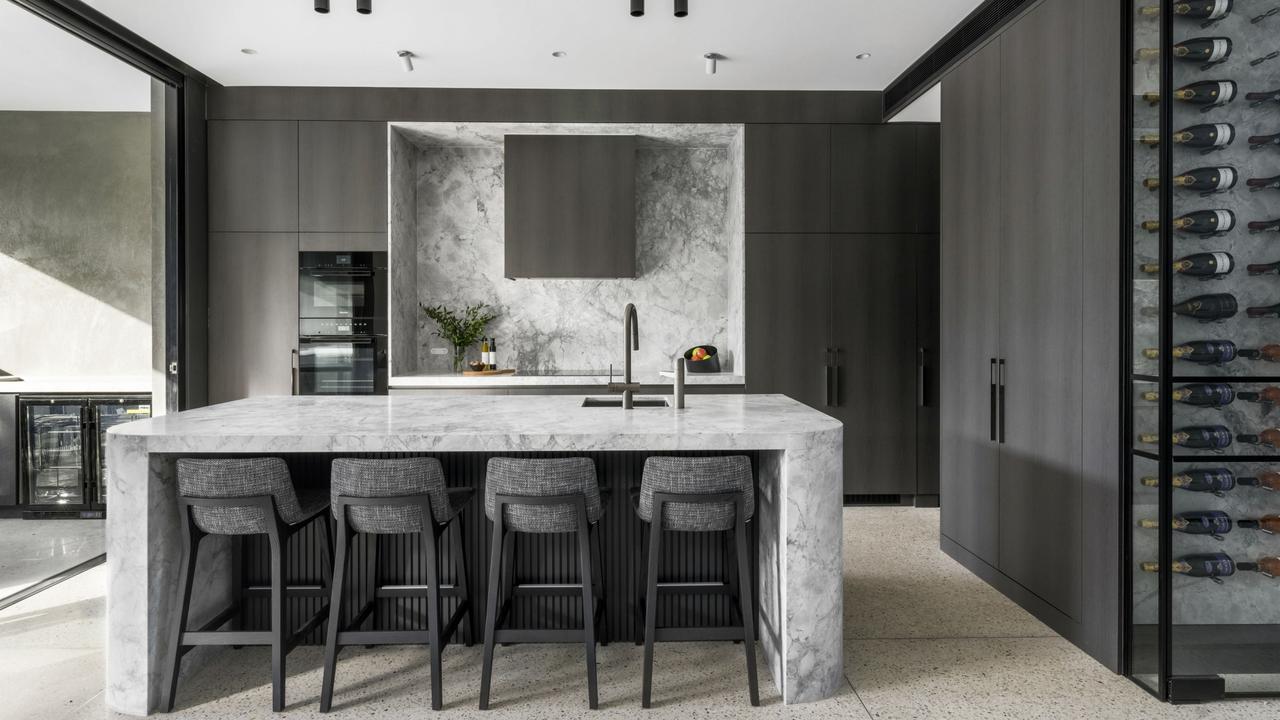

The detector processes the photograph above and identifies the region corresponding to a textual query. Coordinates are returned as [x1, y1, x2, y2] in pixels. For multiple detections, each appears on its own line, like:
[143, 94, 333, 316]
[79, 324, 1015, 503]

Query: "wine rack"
[1129, 0, 1280, 702]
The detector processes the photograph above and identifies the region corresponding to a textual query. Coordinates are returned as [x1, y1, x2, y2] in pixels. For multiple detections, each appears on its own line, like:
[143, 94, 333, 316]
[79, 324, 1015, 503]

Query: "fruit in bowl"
[690, 347, 710, 362]
[468, 360, 487, 371]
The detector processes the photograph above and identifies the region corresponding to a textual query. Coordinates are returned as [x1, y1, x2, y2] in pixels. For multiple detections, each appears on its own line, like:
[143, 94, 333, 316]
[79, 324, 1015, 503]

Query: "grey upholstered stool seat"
[321, 457, 475, 713]
[634, 455, 758, 708]
[163, 457, 332, 714]
[480, 457, 608, 710]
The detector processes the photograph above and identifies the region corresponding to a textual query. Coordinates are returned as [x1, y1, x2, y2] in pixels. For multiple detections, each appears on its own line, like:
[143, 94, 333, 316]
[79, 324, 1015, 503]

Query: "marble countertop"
[0, 376, 153, 395]
[108, 393, 837, 453]
[390, 370, 745, 388]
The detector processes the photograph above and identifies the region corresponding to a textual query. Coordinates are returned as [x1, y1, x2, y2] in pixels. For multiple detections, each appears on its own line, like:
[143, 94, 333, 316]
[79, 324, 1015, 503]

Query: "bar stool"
[320, 457, 474, 712]
[633, 455, 758, 708]
[479, 457, 608, 710]
[162, 457, 333, 713]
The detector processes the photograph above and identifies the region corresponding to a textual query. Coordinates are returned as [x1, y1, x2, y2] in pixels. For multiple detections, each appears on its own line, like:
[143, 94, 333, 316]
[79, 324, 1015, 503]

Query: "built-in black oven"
[298, 252, 388, 396]
[299, 251, 387, 320]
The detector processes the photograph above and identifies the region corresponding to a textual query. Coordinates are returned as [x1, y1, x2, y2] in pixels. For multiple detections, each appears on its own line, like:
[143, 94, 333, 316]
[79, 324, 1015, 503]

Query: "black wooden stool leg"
[635, 524, 647, 647]
[320, 525, 350, 713]
[451, 518, 475, 647]
[479, 521, 504, 710]
[641, 519, 662, 709]
[425, 527, 445, 711]
[268, 531, 287, 712]
[733, 524, 759, 707]
[161, 515, 201, 712]
[724, 530, 743, 643]
[577, 517, 599, 709]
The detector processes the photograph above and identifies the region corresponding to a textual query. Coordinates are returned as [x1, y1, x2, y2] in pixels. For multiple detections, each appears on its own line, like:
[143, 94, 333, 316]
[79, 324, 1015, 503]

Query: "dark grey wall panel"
[744, 233, 830, 407]
[299, 121, 388, 233]
[298, 232, 387, 252]
[208, 120, 298, 232]
[744, 124, 830, 233]
[207, 87, 882, 124]
[0, 395, 16, 506]
[915, 234, 940, 497]
[914, 125, 941, 234]
[183, 82, 210, 410]
[830, 124, 918, 234]
[207, 232, 299, 404]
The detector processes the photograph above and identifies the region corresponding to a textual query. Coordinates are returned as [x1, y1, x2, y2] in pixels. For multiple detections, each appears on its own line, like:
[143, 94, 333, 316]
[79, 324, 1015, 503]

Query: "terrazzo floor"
[1, 507, 1278, 719]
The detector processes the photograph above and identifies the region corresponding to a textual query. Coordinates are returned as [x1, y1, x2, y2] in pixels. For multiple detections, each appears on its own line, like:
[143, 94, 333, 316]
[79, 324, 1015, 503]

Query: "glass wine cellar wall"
[1128, 0, 1280, 702]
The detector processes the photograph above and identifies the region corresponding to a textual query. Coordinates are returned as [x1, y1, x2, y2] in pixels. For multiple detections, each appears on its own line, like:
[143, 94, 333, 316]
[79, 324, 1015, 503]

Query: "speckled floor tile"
[0, 564, 106, 650]
[842, 507, 1053, 640]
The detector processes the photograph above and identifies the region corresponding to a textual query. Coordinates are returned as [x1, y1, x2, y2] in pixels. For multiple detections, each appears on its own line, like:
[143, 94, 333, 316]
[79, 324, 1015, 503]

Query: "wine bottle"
[1139, 510, 1233, 539]
[1249, 174, 1280, 191]
[1143, 383, 1234, 406]
[1138, 425, 1232, 449]
[1249, 89, 1280, 108]
[1140, 468, 1237, 494]
[1172, 293, 1237, 321]
[1235, 387, 1280, 414]
[1143, 166, 1237, 195]
[1141, 552, 1237, 583]
[1141, 1, 1234, 25]
[1237, 515, 1280, 534]
[1249, 132, 1280, 150]
[1235, 428, 1280, 448]
[1246, 300, 1280, 318]
[489, 336, 498, 370]
[1237, 557, 1280, 577]
[479, 337, 489, 370]
[1142, 340, 1238, 365]
[1140, 252, 1234, 278]
[1137, 37, 1233, 70]
[1238, 472, 1280, 490]
[1143, 80, 1237, 110]
[1140, 123, 1235, 152]
[1142, 209, 1236, 235]
[1249, 219, 1280, 234]
[1240, 345, 1280, 361]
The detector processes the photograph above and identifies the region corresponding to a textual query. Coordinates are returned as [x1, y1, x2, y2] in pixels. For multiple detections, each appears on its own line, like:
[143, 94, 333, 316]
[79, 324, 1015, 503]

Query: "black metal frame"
[320, 491, 475, 712]
[479, 493, 608, 711]
[162, 494, 332, 713]
[636, 491, 759, 709]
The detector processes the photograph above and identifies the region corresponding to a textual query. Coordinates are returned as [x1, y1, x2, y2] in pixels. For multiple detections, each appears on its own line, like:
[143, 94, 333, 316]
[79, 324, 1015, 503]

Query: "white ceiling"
[78, 0, 981, 91]
[0, 1, 152, 111]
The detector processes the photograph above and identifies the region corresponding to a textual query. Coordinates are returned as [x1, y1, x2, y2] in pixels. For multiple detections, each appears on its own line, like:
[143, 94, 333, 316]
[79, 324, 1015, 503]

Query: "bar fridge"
[18, 395, 151, 518]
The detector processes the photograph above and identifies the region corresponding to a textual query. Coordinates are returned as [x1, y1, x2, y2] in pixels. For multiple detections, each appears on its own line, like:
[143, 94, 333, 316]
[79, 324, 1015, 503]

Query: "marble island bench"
[105, 393, 842, 714]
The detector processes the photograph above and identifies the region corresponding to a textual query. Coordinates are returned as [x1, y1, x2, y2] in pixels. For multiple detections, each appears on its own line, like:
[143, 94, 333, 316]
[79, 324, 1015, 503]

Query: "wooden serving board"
[462, 368, 517, 377]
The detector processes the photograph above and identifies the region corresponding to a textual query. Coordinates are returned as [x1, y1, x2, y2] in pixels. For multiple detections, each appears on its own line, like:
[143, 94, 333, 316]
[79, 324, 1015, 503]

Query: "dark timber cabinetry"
[938, 0, 1119, 671]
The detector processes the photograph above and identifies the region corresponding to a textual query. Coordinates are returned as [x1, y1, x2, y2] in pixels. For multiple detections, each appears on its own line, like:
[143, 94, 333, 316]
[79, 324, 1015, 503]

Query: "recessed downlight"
[240, 48, 257, 55]
[552, 50, 567, 58]
[856, 52, 872, 60]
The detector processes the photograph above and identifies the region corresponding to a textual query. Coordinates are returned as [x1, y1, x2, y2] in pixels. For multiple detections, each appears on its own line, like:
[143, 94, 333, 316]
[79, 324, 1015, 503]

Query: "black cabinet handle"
[917, 348, 927, 408]
[825, 364, 836, 407]
[291, 349, 300, 396]
[989, 358, 997, 442]
[998, 359, 1006, 444]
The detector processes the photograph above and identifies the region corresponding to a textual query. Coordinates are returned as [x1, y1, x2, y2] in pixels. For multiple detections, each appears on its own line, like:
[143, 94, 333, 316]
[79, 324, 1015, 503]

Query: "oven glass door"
[299, 270, 376, 319]
[298, 337, 377, 395]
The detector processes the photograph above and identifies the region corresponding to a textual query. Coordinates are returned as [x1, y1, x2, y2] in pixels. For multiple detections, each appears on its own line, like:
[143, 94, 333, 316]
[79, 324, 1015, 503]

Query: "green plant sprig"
[421, 303, 498, 349]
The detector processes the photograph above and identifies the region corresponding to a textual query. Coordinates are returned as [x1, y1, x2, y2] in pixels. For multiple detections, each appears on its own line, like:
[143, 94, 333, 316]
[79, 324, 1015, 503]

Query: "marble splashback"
[389, 123, 744, 376]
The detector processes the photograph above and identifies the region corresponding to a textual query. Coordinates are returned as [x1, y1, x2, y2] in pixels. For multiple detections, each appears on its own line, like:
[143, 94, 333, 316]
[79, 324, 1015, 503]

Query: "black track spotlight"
[631, 0, 644, 17]
[675, 0, 688, 17]
[356, 0, 371, 14]
[314, 0, 329, 13]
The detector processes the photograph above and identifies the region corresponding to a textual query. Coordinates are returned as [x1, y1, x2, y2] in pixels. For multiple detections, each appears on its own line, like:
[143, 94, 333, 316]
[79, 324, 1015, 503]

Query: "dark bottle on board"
[1140, 123, 1235, 152]
[1249, 131, 1280, 150]
[1234, 387, 1280, 411]
[1141, 553, 1237, 583]
[1248, 259, 1280, 275]
[1142, 383, 1235, 407]
[1143, 167, 1237, 194]
[1235, 428, 1280, 448]
[1248, 174, 1280, 191]
[1142, 209, 1236, 235]
[1171, 293, 1237, 321]
[1238, 471, 1280, 490]
[1140, 252, 1233, 278]
[1139, 468, 1237, 495]
[1143, 80, 1237, 110]
[1140, 1, 1234, 25]
[1142, 340, 1238, 365]
[1139, 425, 1233, 449]
[1139, 510, 1234, 539]
[1248, 89, 1280, 108]
[1249, 219, 1280, 234]
[1239, 345, 1280, 362]
[1137, 37, 1233, 70]
[1237, 557, 1280, 577]
[1237, 515, 1280, 534]
[1246, 301, 1280, 318]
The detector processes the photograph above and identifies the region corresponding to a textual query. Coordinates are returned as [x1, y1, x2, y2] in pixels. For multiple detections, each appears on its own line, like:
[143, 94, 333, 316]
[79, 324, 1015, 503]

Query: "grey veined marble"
[103, 394, 843, 714]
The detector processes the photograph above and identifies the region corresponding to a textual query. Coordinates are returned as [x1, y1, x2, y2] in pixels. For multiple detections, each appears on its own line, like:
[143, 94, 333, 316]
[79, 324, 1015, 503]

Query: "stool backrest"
[176, 457, 298, 535]
[331, 457, 451, 533]
[485, 457, 601, 533]
[640, 456, 754, 532]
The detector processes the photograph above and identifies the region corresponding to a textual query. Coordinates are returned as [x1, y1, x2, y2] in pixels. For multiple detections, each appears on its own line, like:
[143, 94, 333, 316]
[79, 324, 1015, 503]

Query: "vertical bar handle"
[989, 358, 997, 442]
[917, 348, 927, 408]
[998, 358, 1006, 444]
[291, 349, 300, 396]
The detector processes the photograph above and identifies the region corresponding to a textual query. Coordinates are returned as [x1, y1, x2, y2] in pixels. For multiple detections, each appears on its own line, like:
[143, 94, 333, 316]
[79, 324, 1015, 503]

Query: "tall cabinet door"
[997, 0, 1083, 620]
[831, 234, 917, 495]
[745, 234, 831, 409]
[939, 37, 1003, 565]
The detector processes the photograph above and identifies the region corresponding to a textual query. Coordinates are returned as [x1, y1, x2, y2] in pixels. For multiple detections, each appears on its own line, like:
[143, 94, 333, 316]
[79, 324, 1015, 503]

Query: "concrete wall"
[0, 111, 152, 378]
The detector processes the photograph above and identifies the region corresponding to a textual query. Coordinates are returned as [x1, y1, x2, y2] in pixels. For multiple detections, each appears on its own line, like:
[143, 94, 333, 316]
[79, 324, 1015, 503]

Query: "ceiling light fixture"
[314, 0, 329, 13]
[675, 0, 688, 17]
[398, 50, 414, 72]
[704, 52, 720, 75]
[856, 52, 871, 60]
[356, 0, 371, 14]
[631, 0, 644, 17]
[240, 48, 257, 55]
[552, 50, 567, 58]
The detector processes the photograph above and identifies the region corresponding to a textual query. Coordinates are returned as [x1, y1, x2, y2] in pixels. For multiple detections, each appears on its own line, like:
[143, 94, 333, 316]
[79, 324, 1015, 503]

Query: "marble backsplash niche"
[391, 124, 744, 376]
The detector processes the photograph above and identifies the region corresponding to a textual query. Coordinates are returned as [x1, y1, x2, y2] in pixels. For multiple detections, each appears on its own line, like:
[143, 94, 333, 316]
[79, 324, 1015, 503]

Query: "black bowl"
[683, 345, 721, 373]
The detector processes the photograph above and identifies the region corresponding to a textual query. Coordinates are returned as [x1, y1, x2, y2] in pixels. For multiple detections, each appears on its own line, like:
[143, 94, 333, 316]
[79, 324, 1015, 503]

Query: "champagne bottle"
[1140, 468, 1237, 494]
[1142, 209, 1236, 235]
[1235, 428, 1280, 448]
[1240, 345, 1280, 362]
[1235, 387, 1280, 415]
[489, 336, 498, 370]
[1246, 300, 1280, 318]
[1143, 383, 1234, 406]
[1237, 515, 1280, 534]
[1139, 510, 1233, 539]
[1140, 123, 1235, 152]
[1143, 80, 1237, 110]
[479, 337, 489, 370]
[1137, 37, 1233, 70]
[1142, 340, 1238, 365]
[1138, 425, 1232, 449]
[1238, 471, 1280, 490]
[1141, 552, 1237, 583]
[1171, 293, 1237, 321]
[1249, 260, 1280, 275]
[1237, 557, 1280, 577]
[1249, 132, 1280, 150]
[1141, 1, 1234, 24]
[1141, 252, 1233, 278]
[1249, 174, 1280, 191]
[1248, 89, 1280, 108]
[1248, 219, 1280, 234]
[1143, 167, 1237, 195]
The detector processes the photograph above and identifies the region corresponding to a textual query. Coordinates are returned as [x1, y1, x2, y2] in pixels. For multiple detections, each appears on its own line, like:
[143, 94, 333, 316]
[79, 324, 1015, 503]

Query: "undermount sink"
[581, 397, 669, 408]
